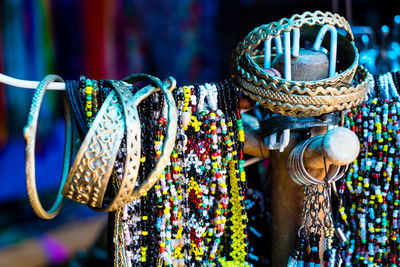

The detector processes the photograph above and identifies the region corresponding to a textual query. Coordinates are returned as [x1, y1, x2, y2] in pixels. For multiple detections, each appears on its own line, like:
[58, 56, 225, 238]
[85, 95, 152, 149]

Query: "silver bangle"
[288, 135, 347, 186]
[24, 75, 72, 219]
[121, 73, 178, 202]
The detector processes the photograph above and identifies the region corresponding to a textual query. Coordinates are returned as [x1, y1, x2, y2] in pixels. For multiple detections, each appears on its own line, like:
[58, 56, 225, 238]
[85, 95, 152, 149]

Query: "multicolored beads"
[341, 96, 400, 266]
[107, 80, 250, 266]
[78, 76, 99, 126]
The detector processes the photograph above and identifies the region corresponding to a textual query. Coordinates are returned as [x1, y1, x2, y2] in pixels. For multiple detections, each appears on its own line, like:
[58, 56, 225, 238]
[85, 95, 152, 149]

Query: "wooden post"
[242, 47, 361, 265]
[242, 124, 360, 266]
[303, 127, 360, 169]
[269, 131, 304, 267]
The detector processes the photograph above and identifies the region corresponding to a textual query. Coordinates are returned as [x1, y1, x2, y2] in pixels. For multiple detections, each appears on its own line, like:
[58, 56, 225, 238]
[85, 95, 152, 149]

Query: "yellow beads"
[141, 246, 147, 262]
[218, 258, 252, 267]
[85, 79, 93, 121]
[228, 159, 247, 263]
[183, 86, 190, 112]
[190, 115, 201, 132]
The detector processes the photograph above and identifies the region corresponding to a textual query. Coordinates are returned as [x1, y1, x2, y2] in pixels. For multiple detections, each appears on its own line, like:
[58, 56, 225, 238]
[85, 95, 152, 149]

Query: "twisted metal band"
[231, 11, 361, 117]
[239, 66, 369, 117]
[122, 74, 178, 202]
[236, 73, 367, 106]
[61, 90, 125, 208]
[24, 75, 72, 219]
[287, 135, 348, 186]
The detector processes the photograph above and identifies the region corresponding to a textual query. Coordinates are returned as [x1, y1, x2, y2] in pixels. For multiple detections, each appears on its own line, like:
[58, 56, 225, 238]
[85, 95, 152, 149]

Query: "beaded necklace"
[77, 77, 250, 266]
[341, 98, 400, 266]
[142, 92, 162, 266]
[147, 83, 243, 266]
[339, 72, 400, 266]
[173, 85, 191, 265]
[286, 72, 400, 267]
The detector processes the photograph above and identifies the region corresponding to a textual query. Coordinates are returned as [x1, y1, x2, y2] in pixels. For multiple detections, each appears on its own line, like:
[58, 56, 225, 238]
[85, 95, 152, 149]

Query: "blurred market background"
[0, 0, 399, 266]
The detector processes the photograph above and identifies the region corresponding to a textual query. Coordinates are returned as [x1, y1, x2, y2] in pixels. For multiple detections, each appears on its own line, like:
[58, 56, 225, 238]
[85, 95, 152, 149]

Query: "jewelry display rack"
[1, 10, 387, 267]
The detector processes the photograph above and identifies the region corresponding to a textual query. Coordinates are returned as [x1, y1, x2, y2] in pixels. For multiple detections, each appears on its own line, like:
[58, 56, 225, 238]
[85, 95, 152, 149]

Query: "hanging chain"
[299, 182, 335, 238]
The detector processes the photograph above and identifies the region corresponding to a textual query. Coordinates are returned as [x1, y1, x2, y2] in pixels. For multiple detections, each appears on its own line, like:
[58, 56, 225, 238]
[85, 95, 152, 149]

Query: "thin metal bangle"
[288, 135, 346, 186]
[24, 74, 72, 219]
[298, 136, 347, 184]
[93, 80, 141, 212]
[92, 74, 178, 211]
[121, 73, 178, 202]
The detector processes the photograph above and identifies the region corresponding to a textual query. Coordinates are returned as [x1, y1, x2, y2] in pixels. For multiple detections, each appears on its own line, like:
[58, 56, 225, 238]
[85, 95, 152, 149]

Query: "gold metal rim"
[238, 66, 370, 117]
[231, 11, 361, 117]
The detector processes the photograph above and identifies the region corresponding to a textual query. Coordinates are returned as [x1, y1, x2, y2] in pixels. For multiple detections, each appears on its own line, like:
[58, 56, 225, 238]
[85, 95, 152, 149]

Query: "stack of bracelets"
[71, 77, 250, 266]
[338, 71, 400, 266]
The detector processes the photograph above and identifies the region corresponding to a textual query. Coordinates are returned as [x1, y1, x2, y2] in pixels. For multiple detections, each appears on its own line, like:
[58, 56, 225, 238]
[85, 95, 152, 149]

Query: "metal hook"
[292, 28, 300, 58]
[265, 132, 279, 150]
[313, 25, 338, 77]
[264, 36, 283, 69]
[283, 31, 292, 80]
[279, 129, 291, 152]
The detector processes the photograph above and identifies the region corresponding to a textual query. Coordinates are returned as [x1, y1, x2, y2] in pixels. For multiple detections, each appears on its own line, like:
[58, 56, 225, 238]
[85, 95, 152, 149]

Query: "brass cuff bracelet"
[61, 89, 126, 208]
[92, 80, 141, 212]
[231, 11, 361, 117]
[24, 75, 72, 219]
[121, 73, 178, 203]
[62, 74, 177, 212]
[239, 65, 369, 117]
[94, 74, 178, 211]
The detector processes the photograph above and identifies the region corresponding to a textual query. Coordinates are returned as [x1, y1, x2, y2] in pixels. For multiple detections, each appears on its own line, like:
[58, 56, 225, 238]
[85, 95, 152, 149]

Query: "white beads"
[198, 84, 207, 112]
[205, 83, 218, 110]
[387, 72, 399, 99]
[367, 73, 375, 99]
[379, 74, 390, 99]
[377, 72, 400, 100]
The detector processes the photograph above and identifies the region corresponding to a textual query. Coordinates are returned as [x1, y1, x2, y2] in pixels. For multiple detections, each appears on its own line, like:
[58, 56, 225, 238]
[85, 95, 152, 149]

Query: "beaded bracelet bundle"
[338, 71, 400, 266]
[74, 77, 250, 266]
